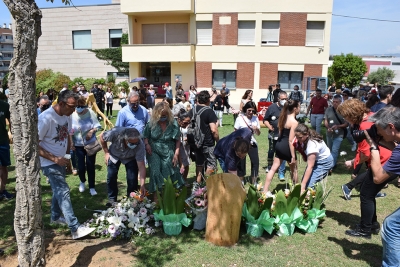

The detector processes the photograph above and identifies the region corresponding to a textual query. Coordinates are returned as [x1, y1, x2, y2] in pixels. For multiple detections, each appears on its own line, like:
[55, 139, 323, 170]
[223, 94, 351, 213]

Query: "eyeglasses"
[246, 109, 255, 112]
[76, 105, 88, 109]
[64, 102, 77, 109]
[280, 98, 288, 100]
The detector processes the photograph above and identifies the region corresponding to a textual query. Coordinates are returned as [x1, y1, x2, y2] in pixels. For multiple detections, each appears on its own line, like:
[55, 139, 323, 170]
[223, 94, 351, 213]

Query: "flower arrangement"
[154, 177, 191, 235]
[186, 182, 208, 230]
[85, 192, 157, 240]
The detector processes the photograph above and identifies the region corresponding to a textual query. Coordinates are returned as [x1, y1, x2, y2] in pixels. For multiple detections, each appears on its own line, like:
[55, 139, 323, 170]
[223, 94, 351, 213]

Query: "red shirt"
[310, 96, 328, 114]
[354, 113, 392, 167]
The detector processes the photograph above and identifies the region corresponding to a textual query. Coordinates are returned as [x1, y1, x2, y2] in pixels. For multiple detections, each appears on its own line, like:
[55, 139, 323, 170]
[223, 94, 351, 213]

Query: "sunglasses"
[76, 105, 88, 109]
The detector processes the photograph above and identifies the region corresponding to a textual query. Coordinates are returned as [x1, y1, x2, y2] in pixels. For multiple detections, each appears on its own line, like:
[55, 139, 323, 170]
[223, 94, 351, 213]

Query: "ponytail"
[277, 99, 299, 132]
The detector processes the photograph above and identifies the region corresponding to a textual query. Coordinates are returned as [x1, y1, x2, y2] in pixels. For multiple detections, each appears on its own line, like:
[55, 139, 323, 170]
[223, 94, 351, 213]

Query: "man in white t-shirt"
[38, 90, 95, 239]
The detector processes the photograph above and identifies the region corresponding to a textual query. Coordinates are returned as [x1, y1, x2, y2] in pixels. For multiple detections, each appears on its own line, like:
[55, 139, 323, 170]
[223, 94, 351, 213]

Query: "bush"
[117, 81, 129, 91]
[35, 69, 71, 94]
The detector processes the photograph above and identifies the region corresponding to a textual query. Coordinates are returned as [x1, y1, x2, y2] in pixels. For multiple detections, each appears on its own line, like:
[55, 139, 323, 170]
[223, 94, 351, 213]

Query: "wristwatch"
[370, 146, 379, 151]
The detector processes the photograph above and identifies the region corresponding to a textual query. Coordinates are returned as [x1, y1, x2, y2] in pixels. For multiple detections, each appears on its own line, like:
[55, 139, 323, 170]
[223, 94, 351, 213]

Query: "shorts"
[194, 146, 217, 171]
[179, 143, 191, 167]
[0, 143, 11, 166]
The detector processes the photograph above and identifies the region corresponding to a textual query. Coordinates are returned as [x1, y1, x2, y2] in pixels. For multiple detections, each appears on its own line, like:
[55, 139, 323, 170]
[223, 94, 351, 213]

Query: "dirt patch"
[0, 231, 136, 267]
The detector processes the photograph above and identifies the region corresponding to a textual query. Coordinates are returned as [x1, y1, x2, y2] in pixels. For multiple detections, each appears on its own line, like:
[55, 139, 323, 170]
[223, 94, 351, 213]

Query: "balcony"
[122, 44, 194, 62]
[121, 0, 194, 15]
[0, 47, 13, 52]
[0, 38, 13, 44]
[0, 66, 9, 71]
[0, 57, 12, 61]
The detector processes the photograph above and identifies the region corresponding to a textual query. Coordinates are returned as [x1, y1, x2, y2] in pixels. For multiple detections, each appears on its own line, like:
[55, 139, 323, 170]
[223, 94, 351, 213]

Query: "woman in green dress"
[143, 102, 184, 193]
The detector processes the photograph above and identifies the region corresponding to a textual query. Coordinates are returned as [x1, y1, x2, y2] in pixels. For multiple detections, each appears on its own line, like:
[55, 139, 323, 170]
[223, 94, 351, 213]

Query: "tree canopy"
[367, 67, 395, 85]
[329, 53, 367, 89]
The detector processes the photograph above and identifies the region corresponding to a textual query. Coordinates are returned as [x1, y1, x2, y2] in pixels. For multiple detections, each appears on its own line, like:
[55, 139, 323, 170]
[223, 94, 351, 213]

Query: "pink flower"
[140, 207, 147, 216]
[195, 199, 203, 206]
[130, 192, 137, 198]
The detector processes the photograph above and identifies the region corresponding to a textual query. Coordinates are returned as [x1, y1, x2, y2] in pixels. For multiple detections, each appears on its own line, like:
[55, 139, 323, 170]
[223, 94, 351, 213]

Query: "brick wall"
[212, 13, 238, 45]
[195, 62, 212, 88]
[279, 13, 307, 46]
[236, 63, 254, 89]
[304, 64, 323, 90]
[259, 63, 278, 89]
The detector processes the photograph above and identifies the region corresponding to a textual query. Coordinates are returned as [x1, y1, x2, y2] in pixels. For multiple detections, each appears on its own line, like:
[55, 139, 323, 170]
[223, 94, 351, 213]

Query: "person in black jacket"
[213, 89, 228, 127]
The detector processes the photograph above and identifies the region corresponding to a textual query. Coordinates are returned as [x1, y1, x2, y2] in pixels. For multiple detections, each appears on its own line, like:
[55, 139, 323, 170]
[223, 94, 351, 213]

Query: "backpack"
[187, 106, 211, 149]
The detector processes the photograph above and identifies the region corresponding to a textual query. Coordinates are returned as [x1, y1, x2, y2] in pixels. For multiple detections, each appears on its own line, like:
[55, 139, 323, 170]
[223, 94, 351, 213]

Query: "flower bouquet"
[85, 192, 156, 240]
[154, 177, 191, 235]
[242, 183, 275, 237]
[186, 182, 208, 230]
[296, 183, 332, 233]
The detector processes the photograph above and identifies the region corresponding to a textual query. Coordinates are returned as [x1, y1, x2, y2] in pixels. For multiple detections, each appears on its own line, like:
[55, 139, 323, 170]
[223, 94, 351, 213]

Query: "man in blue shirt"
[37, 95, 50, 115]
[370, 85, 393, 113]
[115, 91, 149, 134]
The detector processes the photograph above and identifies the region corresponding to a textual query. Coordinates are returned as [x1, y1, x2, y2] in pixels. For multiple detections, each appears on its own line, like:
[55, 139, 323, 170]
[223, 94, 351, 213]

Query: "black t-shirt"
[92, 88, 105, 103]
[263, 103, 282, 138]
[213, 95, 224, 111]
[188, 105, 218, 147]
[273, 89, 282, 103]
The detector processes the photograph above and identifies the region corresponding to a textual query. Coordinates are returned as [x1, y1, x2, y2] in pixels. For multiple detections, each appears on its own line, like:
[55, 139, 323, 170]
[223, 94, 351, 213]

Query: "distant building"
[120, 0, 333, 106]
[0, 23, 13, 87]
[36, 0, 129, 82]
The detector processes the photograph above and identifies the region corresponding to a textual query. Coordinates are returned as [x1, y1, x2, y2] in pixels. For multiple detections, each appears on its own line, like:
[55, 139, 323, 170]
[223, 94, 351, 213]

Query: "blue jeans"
[70, 149, 77, 169]
[267, 138, 286, 177]
[217, 157, 228, 173]
[303, 154, 333, 189]
[326, 134, 343, 167]
[310, 114, 324, 134]
[382, 207, 400, 267]
[75, 146, 97, 188]
[42, 164, 79, 232]
[107, 159, 138, 201]
[190, 100, 195, 109]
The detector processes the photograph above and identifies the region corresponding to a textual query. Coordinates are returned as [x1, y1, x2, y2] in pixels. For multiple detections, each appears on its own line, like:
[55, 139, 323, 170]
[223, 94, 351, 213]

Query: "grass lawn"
[0, 113, 397, 267]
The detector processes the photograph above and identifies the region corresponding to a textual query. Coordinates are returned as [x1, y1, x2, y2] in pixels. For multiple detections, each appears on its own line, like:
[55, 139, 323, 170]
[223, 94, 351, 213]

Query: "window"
[107, 72, 129, 78]
[72, 30, 91, 49]
[212, 70, 237, 89]
[261, 21, 280, 45]
[278, 71, 303, 89]
[306, 21, 325, 46]
[109, 29, 122, 48]
[142, 23, 188, 44]
[196, 21, 212, 45]
[238, 21, 255, 45]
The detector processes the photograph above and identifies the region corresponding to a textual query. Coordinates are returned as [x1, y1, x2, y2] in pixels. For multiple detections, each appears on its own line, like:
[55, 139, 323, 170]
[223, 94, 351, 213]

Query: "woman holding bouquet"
[293, 124, 333, 192]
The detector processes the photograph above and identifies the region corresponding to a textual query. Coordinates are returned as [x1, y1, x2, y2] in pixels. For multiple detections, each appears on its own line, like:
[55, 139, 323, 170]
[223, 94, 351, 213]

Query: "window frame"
[196, 21, 212, 45]
[261, 21, 280, 46]
[306, 21, 325, 47]
[109, 29, 123, 48]
[278, 71, 304, 90]
[72, 30, 92, 50]
[238, 21, 256, 46]
[212, 70, 237, 89]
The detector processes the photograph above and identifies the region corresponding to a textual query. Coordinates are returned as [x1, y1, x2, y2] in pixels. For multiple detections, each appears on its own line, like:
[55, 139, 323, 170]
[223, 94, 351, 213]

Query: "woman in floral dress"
[143, 102, 184, 193]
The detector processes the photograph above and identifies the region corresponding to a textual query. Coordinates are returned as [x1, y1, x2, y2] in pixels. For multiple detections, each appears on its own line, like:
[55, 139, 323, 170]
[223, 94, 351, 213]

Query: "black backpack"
[187, 106, 210, 149]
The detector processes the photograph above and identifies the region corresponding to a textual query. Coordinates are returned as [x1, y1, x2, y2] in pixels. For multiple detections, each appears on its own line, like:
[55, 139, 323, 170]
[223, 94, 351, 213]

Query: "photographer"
[365, 106, 400, 266]
[337, 99, 393, 239]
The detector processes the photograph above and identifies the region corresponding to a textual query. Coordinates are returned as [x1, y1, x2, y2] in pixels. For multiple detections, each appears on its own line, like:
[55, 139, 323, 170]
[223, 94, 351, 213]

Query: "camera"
[352, 124, 381, 143]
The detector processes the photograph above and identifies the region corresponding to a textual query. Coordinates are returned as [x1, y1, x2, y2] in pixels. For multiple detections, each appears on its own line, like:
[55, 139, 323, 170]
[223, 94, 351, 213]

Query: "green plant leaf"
[274, 191, 287, 216]
[246, 185, 259, 219]
[176, 186, 187, 214]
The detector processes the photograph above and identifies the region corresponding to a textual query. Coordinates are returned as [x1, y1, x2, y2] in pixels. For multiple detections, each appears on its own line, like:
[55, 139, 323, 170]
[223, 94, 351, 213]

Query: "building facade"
[121, 0, 333, 107]
[0, 24, 13, 87]
[36, 0, 128, 81]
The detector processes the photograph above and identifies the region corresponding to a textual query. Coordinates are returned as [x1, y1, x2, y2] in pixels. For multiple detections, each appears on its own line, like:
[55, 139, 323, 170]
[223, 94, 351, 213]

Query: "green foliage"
[327, 66, 334, 86]
[35, 69, 71, 94]
[70, 77, 85, 87]
[158, 177, 187, 215]
[117, 81, 129, 90]
[329, 53, 367, 89]
[367, 67, 395, 85]
[2, 72, 8, 90]
[107, 74, 116, 84]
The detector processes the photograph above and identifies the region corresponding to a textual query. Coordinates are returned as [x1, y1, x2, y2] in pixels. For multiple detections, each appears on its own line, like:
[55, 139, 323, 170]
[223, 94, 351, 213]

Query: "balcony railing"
[0, 47, 13, 52]
[0, 66, 9, 71]
[122, 44, 194, 62]
[0, 39, 13, 44]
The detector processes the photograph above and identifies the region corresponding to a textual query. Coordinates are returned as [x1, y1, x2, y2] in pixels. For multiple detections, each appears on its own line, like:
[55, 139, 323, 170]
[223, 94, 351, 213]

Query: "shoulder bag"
[332, 107, 348, 138]
[79, 127, 102, 156]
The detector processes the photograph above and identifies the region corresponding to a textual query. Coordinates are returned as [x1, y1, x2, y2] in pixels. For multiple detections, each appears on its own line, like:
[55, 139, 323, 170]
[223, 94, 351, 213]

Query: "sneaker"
[278, 175, 285, 181]
[89, 188, 97, 196]
[341, 184, 352, 200]
[355, 222, 380, 235]
[345, 227, 371, 239]
[50, 217, 67, 226]
[265, 166, 271, 173]
[376, 192, 386, 198]
[79, 182, 85, 193]
[72, 169, 78, 176]
[351, 143, 357, 152]
[1, 190, 14, 200]
[71, 225, 96, 240]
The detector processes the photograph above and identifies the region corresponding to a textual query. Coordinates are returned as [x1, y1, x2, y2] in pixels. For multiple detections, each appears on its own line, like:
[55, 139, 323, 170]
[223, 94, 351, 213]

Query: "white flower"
[128, 222, 135, 228]
[340, 151, 347, 156]
[108, 224, 117, 235]
[98, 215, 105, 222]
[107, 216, 118, 225]
[140, 208, 148, 216]
[145, 204, 152, 209]
[284, 189, 290, 196]
[127, 208, 134, 216]
[155, 221, 160, 227]
[266, 191, 273, 198]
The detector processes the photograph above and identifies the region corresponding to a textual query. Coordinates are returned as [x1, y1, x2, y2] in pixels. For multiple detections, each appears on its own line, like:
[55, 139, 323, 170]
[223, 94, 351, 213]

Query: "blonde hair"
[149, 102, 174, 129]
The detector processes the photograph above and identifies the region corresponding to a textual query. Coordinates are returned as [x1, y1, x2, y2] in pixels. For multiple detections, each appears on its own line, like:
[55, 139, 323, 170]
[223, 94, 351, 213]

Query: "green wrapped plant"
[154, 177, 191, 236]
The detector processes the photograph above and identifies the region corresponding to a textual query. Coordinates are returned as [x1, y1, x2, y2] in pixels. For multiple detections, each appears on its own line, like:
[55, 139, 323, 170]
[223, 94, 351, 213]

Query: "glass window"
[72, 30, 92, 49]
[278, 71, 303, 90]
[238, 21, 255, 45]
[109, 29, 122, 48]
[196, 21, 212, 45]
[212, 70, 237, 89]
[261, 21, 280, 45]
[306, 21, 325, 46]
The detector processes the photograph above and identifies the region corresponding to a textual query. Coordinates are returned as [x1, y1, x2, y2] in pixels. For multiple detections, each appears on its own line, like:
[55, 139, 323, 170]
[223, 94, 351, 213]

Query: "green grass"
[0, 113, 397, 267]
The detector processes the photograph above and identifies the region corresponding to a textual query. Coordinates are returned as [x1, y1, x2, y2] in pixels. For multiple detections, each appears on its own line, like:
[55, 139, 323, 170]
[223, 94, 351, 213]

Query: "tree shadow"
[326, 210, 360, 228]
[328, 237, 382, 267]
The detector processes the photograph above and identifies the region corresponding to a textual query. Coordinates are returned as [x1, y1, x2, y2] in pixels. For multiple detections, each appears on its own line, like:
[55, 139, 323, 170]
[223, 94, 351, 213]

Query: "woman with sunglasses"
[234, 101, 260, 182]
[70, 97, 101, 195]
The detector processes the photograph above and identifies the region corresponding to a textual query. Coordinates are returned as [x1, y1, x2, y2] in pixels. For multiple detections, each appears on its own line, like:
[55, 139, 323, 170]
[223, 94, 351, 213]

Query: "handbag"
[79, 127, 102, 156]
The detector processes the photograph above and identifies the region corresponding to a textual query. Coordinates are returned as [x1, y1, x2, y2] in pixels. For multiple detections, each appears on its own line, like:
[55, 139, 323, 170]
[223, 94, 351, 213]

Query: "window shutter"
[109, 29, 122, 38]
[238, 21, 255, 45]
[306, 21, 325, 46]
[196, 21, 212, 45]
[166, 23, 188, 44]
[142, 24, 164, 44]
[261, 21, 280, 45]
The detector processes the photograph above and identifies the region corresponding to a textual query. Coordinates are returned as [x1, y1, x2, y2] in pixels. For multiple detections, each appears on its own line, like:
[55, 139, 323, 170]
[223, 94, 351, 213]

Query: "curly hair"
[336, 98, 368, 124]
[149, 102, 174, 129]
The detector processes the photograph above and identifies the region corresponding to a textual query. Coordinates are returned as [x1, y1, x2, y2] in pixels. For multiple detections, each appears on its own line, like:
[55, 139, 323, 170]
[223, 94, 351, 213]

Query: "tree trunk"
[3, 1, 45, 266]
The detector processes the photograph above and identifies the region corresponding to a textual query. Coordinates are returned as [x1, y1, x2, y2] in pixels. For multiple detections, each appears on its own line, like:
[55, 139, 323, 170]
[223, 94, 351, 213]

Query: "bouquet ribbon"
[274, 207, 303, 236]
[242, 203, 275, 235]
[154, 209, 191, 227]
[295, 208, 326, 233]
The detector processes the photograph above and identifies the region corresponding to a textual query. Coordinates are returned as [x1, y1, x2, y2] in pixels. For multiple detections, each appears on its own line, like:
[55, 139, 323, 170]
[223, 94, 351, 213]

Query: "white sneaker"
[79, 182, 85, 193]
[351, 143, 357, 152]
[89, 188, 97, 196]
[50, 217, 67, 226]
[71, 225, 96, 240]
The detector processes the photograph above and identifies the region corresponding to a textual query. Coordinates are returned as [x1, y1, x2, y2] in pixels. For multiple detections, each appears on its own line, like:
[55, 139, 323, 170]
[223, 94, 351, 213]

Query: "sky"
[0, 0, 399, 55]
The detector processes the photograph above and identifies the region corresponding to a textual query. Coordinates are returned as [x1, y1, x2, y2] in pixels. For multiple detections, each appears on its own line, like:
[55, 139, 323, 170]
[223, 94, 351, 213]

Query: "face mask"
[159, 117, 167, 122]
[130, 103, 139, 111]
[279, 100, 286, 106]
[76, 107, 86, 113]
[127, 143, 137, 149]
[41, 104, 50, 111]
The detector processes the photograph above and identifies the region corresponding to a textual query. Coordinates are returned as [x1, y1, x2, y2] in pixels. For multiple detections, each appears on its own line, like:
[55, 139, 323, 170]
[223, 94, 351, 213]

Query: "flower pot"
[193, 207, 207, 230]
[163, 221, 182, 236]
[246, 222, 264, 238]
